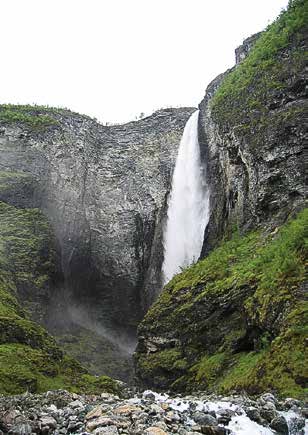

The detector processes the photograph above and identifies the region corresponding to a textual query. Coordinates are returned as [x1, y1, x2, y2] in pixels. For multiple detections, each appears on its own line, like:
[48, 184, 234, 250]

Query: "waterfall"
[162, 110, 209, 284]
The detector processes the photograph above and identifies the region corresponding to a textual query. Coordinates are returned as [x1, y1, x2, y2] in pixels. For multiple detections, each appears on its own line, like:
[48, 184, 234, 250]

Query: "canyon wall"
[135, 0, 307, 397]
[0, 106, 194, 379]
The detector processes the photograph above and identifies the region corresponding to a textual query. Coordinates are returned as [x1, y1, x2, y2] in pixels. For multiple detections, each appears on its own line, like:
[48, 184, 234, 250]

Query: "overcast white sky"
[1, 0, 289, 124]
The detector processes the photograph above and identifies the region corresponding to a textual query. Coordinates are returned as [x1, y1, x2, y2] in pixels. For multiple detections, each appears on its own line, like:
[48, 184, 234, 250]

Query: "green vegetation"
[137, 348, 187, 389]
[56, 326, 134, 382]
[211, 0, 308, 128]
[138, 348, 182, 376]
[0, 171, 33, 195]
[192, 353, 227, 386]
[0, 344, 119, 396]
[137, 209, 308, 398]
[0, 200, 119, 396]
[0, 105, 60, 129]
[0, 109, 56, 128]
[0, 200, 55, 321]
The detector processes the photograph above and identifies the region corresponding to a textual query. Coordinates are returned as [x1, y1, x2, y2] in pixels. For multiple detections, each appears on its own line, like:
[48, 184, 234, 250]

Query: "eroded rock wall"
[134, 0, 307, 396]
[0, 107, 194, 375]
[199, 32, 306, 254]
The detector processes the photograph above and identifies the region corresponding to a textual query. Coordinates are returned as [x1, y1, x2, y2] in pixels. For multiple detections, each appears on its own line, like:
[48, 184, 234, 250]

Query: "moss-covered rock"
[0, 200, 56, 323]
[135, 209, 308, 398]
[55, 325, 134, 383]
[0, 200, 119, 396]
[0, 343, 120, 396]
[0, 171, 37, 209]
[211, 0, 307, 129]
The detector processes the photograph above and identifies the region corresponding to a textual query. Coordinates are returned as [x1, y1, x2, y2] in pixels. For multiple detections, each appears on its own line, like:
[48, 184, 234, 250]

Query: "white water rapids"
[162, 109, 209, 284]
[128, 391, 308, 435]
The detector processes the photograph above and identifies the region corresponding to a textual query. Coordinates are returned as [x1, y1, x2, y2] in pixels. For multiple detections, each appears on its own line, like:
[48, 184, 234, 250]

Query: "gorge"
[0, 1, 306, 433]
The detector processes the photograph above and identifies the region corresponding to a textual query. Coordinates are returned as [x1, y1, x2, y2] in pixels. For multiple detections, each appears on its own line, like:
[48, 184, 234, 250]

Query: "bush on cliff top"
[0, 105, 60, 129]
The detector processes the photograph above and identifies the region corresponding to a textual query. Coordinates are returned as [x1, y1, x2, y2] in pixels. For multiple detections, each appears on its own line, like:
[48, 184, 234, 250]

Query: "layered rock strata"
[0, 106, 194, 378]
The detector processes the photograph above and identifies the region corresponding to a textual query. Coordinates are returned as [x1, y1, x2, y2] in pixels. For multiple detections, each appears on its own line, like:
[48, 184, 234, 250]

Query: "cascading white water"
[162, 109, 209, 284]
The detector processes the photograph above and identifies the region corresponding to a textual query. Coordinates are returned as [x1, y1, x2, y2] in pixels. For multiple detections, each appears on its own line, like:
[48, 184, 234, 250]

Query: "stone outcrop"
[199, 20, 306, 255]
[135, 0, 307, 397]
[235, 32, 262, 64]
[0, 105, 194, 378]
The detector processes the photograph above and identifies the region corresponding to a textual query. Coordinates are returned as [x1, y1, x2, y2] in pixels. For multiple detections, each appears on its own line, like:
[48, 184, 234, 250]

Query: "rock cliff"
[0, 200, 121, 395]
[0, 105, 194, 381]
[135, 0, 307, 398]
[200, 8, 306, 253]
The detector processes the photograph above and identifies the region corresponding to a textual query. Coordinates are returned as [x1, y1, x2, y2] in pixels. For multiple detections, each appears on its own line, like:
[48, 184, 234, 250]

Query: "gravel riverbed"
[0, 389, 307, 435]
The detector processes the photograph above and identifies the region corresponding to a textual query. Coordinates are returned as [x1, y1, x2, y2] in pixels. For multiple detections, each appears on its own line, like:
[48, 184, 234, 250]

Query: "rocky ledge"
[0, 390, 307, 435]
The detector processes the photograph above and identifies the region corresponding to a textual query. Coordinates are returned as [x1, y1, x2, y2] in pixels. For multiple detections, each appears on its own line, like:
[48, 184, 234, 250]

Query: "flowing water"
[162, 109, 209, 284]
[134, 391, 308, 435]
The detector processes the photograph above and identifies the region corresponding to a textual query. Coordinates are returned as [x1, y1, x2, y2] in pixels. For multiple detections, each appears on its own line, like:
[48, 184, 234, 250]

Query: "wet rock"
[261, 393, 277, 405]
[246, 407, 263, 424]
[143, 392, 156, 402]
[283, 398, 301, 409]
[217, 415, 231, 425]
[201, 426, 230, 435]
[193, 412, 218, 426]
[67, 420, 83, 432]
[217, 409, 234, 425]
[301, 408, 308, 418]
[269, 415, 289, 434]
[190, 425, 202, 432]
[260, 403, 277, 423]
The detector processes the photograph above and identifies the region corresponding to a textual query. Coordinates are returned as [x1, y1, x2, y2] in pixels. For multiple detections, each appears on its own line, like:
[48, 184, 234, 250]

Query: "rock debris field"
[0, 389, 307, 435]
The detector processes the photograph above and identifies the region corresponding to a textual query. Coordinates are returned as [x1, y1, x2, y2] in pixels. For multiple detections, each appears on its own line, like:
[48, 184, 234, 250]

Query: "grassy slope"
[211, 0, 307, 130]
[137, 209, 308, 398]
[0, 192, 118, 395]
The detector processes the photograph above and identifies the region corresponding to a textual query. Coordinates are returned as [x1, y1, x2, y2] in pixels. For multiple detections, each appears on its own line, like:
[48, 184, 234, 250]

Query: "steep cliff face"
[0, 200, 121, 395]
[0, 105, 194, 378]
[200, 0, 306, 252]
[135, 0, 307, 397]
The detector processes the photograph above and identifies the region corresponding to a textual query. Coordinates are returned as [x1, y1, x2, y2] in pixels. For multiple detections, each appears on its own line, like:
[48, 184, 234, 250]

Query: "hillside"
[134, 0, 307, 398]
